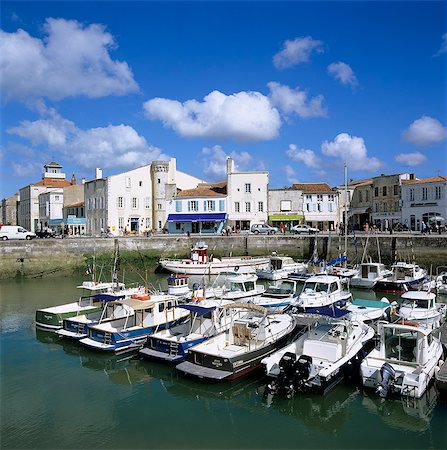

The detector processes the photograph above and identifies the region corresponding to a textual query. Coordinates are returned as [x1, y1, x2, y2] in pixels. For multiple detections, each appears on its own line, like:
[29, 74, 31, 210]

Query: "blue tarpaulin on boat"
[327, 255, 348, 266]
[167, 213, 227, 222]
[178, 303, 217, 316]
[304, 306, 350, 318]
[91, 294, 125, 302]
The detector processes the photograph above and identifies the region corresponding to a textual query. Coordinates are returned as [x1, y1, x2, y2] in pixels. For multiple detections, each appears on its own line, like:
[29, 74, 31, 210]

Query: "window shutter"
[188, 202, 191, 212]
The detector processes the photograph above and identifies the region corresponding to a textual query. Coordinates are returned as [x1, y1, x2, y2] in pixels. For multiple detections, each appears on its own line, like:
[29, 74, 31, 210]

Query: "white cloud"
[402, 116, 447, 147]
[321, 133, 382, 171]
[273, 36, 324, 69]
[11, 161, 43, 178]
[434, 33, 447, 56]
[268, 82, 327, 118]
[0, 18, 138, 101]
[144, 90, 281, 141]
[7, 110, 166, 170]
[283, 165, 299, 185]
[327, 62, 358, 88]
[395, 152, 427, 167]
[199, 145, 264, 181]
[286, 144, 321, 168]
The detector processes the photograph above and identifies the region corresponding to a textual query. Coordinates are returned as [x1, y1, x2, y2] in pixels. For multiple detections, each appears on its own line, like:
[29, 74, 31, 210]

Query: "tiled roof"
[402, 176, 447, 185]
[177, 187, 226, 198]
[33, 179, 72, 187]
[348, 178, 373, 187]
[291, 182, 334, 193]
[65, 201, 84, 208]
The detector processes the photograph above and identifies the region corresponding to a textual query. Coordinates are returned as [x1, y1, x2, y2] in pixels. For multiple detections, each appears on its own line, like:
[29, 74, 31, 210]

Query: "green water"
[1, 274, 446, 449]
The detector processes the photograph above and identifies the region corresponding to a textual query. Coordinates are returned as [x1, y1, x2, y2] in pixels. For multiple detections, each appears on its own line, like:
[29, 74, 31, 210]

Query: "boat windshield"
[303, 282, 329, 293]
[384, 327, 418, 363]
[402, 299, 430, 309]
[265, 281, 294, 295]
[225, 281, 243, 292]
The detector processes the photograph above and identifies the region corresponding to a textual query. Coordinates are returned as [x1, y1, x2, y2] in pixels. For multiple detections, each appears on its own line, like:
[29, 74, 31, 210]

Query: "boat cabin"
[400, 292, 436, 311]
[302, 275, 341, 295]
[392, 262, 420, 281]
[270, 256, 295, 271]
[190, 242, 209, 264]
[263, 280, 298, 297]
[224, 274, 258, 293]
[167, 274, 190, 296]
[360, 263, 387, 280]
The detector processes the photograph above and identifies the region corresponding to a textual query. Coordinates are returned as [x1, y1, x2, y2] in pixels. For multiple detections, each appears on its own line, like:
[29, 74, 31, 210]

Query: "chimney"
[95, 168, 103, 179]
[226, 157, 235, 175]
[71, 174, 77, 185]
[81, 178, 86, 185]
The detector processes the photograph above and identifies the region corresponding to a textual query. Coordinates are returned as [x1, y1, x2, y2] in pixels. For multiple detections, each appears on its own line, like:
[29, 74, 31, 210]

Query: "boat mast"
[112, 238, 119, 291]
[344, 164, 348, 268]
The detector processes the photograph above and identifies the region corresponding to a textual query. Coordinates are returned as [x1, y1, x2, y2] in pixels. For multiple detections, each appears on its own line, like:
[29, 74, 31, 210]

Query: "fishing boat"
[250, 279, 301, 313]
[256, 255, 307, 281]
[373, 262, 427, 293]
[159, 241, 269, 275]
[350, 262, 393, 289]
[263, 312, 374, 396]
[79, 294, 190, 353]
[289, 275, 352, 312]
[398, 291, 446, 331]
[139, 299, 233, 363]
[35, 280, 126, 331]
[347, 298, 396, 323]
[360, 322, 444, 398]
[176, 303, 298, 381]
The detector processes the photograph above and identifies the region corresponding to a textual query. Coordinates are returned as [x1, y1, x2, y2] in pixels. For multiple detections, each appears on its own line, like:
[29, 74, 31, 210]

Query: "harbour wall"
[0, 235, 446, 279]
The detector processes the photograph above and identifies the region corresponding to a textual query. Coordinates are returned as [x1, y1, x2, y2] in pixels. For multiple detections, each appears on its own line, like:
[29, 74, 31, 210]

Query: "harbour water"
[1, 273, 446, 449]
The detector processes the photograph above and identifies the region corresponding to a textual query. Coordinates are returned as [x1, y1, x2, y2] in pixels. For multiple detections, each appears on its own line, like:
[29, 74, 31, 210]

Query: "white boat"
[374, 262, 427, 293]
[251, 279, 300, 313]
[256, 255, 307, 281]
[290, 275, 352, 312]
[398, 291, 446, 331]
[176, 303, 298, 381]
[211, 273, 265, 301]
[166, 274, 191, 297]
[263, 312, 374, 396]
[159, 241, 269, 275]
[347, 298, 396, 323]
[435, 271, 447, 295]
[360, 322, 444, 398]
[350, 263, 393, 289]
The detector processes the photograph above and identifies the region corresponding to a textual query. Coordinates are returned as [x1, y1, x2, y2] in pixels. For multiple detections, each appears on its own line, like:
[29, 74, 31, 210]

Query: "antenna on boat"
[344, 163, 348, 269]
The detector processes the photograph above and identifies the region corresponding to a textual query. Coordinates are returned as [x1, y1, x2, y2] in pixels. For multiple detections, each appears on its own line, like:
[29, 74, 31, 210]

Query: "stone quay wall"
[0, 235, 446, 279]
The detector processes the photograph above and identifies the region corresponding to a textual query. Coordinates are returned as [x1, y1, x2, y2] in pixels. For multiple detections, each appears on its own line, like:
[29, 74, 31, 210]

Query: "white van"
[0, 225, 36, 240]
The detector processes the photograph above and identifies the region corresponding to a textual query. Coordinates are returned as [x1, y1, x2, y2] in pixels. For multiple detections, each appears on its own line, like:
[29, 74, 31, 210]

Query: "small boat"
[35, 280, 126, 331]
[374, 262, 427, 293]
[139, 299, 233, 363]
[176, 303, 299, 381]
[435, 271, 447, 295]
[79, 294, 190, 353]
[256, 255, 307, 281]
[360, 321, 444, 398]
[350, 262, 393, 289]
[263, 312, 374, 396]
[347, 298, 396, 323]
[398, 291, 446, 331]
[159, 241, 269, 275]
[290, 275, 352, 312]
[211, 273, 265, 301]
[251, 279, 301, 313]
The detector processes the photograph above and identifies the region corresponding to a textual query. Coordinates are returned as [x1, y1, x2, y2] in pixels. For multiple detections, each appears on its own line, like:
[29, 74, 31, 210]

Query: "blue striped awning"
[167, 213, 227, 222]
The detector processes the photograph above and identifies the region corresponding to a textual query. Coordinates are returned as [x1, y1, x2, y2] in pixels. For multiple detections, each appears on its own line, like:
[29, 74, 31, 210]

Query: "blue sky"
[1, 1, 446, 198]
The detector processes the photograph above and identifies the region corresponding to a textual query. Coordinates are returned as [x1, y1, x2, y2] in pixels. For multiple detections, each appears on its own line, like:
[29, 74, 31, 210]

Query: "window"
[245, 183, 251, 193]
[422, 187, 428, 201]
[435, 186, 441, 199]
[394, 185, 399, 196]
[280, 200, 292, 211]
[158, 221, 162, 229]
[219, 200, 225, 211]
[207, 200, 215, 211]
[125, 177, 131, 188]
[234, 202, 240, 213]
[132, 197, 138, 209]
[118, 217, 124, 229]
[394, 200, 400, 211]
[365, 191, 369, 202]
[245, 202, 251, 213]
[157, 203, 162, 210]
[139, 181, 143, 187]
[375, 203, 379, 213]
[55, 195, 60, 201]
[145, 197, 151, 209]
[117, 197, 124, 208]
[374, 187, 379, 197]
[383, 202, 388, 212]
[157, 178, 161, 184]
[328, 194, 335, 202]
[317, 203, 322, 212]
[359, 192, 363, 203]
[317, 194, 323, 202]
[410, 189, 414, 201]
[258, 201, 264, 212]
[158, 303, 165, 313]
[382, 186, 387, 196]
[189, 201, 198, 212]
[175, 201, 182, 212]
[145, 218, 150, 228]
[176, 223, 182, 230]
[306, 194, 312, 200]
[306, 204, 311, 212]
[313, 204, 317, 212]
[328, 203, 333, 212]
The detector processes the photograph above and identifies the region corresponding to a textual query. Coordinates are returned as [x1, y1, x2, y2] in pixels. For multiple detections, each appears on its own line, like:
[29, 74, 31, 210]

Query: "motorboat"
[289, 275, 352, 312]
[360, 322, 444, 398]
[159, 242, 269, 275]
[79, 294, 190, 353]
[350, 263, 393, 289]
[256, 255, 307, 281]
[251, 279, 301, 313]
[211, 273, 265, 301]
[35, 280, 126, 331]
[398, 291, 446, 331]
[263, 311, 374, 396]
[347, 298, 396, 323]
[139, 299, 233, 363]
[176, 303, 299, 381]
[374, 262, 427, 293]
[435, 271, 447, 295]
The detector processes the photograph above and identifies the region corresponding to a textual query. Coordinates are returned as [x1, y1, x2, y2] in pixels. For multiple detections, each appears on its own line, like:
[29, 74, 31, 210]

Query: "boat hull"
[35, 306, 102, 331]
[374, 277, 426, 293]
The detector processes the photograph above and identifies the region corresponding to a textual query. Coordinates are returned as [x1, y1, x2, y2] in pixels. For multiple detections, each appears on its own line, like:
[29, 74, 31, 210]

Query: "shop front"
[166, 213, 227, 234]
[48, 218, 87, 236]
[268, 214, 304, 232]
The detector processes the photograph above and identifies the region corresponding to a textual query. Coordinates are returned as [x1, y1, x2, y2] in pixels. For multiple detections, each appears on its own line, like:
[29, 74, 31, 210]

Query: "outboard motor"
[295, 355, 312, 385]
[268, 352, 297, 395]
[377, 363, 396, 398]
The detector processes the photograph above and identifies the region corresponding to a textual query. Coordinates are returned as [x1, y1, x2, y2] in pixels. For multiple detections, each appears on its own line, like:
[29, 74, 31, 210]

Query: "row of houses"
[1, 158, 446, 235]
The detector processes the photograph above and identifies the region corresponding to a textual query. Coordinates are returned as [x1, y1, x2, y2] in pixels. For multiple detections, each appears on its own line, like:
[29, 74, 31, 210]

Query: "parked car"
[290, 224, 320, 235]
[250, 224, 278, 235]
[36, 229, 55, 239]
[0, 225, 36, 240]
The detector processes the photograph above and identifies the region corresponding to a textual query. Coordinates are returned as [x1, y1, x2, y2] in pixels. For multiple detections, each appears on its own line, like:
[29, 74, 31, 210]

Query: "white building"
[85, 158, 205, 236]
[18, 162, 73, 232]
[38, 189, 64, 230]
[267, 187, 304, 230]
[292, 183, 339, 231]
[401, 176, 447, 231]
[226, 158, 268, 231]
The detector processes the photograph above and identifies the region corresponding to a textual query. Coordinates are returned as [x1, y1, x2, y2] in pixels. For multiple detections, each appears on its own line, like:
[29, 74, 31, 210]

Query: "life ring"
[131, 294, 151, 301]
[234, 266, 239, 272]
[192, 296, 204, 302]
